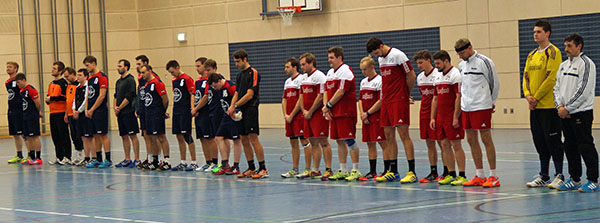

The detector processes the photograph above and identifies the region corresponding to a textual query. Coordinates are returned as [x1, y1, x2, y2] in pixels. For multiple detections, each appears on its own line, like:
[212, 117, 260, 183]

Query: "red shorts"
[285, 118, 304, 138]
[419, 118, 437, 140]
[362, 115, 385, 142]
[330, 117, 356, 140]
[462, 109, 492, 130]
[436, 120, 464, 140]
[380, 101, 410, 127]
[303, 111, 329, 138]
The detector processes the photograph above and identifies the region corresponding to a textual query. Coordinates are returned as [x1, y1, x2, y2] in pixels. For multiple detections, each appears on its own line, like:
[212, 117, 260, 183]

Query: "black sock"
[369, 159, 377, 173]
[221, 160, 229, 168]
[96, 152, 103, 162]
[233, 162, 239, 168]
[31, 151, 36, 160]
[431, 165, 438, 175]
[105, 152, 111, 162]
[459, 171, 466, 178]
[17, 151, 23, 159]
[258, 161, 266, 170]
[36, 151, 41, 160]
[449, 171, 456, 177]
[384, 160, 390, 172]
[212, 158, 218, 165]
[443, 166, 449, 176]
[408, 159, 415, 173]
[247, 160, 256, 170]
[84, 157, 90, 161]
[390, 159, 398, 173]
[164, 156, 169, 160]
[326, 167, 332, 172]
[153, 155, 159, 164]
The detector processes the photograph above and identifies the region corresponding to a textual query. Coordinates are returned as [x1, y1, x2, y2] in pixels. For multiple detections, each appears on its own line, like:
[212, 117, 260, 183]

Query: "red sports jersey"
[378, 47, 413, 104]
[359, 74, 382, 122]
[283, 73, 305, 120]
[433, 66, 461, 121]
[417, 68, 438, 119]
[325, 63, 357, 118]
[301, 69, 326, 111]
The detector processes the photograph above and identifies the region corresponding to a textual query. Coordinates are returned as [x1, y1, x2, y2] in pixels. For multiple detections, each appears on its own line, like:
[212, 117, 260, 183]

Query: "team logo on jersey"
[139, 88, 146, 100]
[362, 93, 374, 100]
[207, 91, 213, 105]
[420, 88, 434, 95]
[437, 87, 450, 94]
[87, 85, 96, 99]
[194, 90, 202, 105]
[302, 87, 313, 93]
[144, 92, 153, 107]
[481, 123, 486, 128]
[220, 99, 230, 113]
[173, 88, 182, 102]
[7, 89, 14, 100]
[326, 83, 335, 89]
[22, 98, 28, 111]
[286, 91, 297, 98]
[381, 69, 391, 76]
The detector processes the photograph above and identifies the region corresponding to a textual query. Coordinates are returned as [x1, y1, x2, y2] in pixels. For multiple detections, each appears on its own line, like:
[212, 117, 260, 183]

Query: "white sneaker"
[280, 169, 299, 178]
[70, 158, 82, 165]
[204, 163, 217, 172]
[48, 158, 60, 165]
[548, 173, 565, 189]
[58, 157, 71, 165]
[525, 175, 548, 187]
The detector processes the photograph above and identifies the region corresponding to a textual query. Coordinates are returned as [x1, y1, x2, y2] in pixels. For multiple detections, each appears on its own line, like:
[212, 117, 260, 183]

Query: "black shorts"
[172, 113, 192, 134]
[7, 111, 23, 135]
[90, 109, 109, 134]
[146, 113, 166, 135]
[195, 113, 214, 139]
[209, 114, 223, 137]
[216, 115, 239, 140]
[76, 116, 93, 137]
[118, 112, 140, 136]
[22, 118, 40, 137]
[138, 112, 146, 130]
[236, 106, 259, 135]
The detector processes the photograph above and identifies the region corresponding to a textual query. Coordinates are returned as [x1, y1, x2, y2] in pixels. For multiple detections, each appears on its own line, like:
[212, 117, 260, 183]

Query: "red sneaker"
[418, 173, 439, 183]
[482, 176, 500, 188]
[214, 166, 231, 175]
[463, 175, 487, 186]
[358, 172, 377, 181]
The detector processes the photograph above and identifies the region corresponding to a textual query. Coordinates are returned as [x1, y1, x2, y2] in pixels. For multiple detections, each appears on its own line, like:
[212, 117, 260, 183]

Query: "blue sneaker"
[578, 181, 599, 193]
[129, 160, 141, 168]
[115, 160, 131, 168]
[185, 163, 199, 171]
[98, 160, 113, 169]
[556, 178, 581, 191]
[197, 163, 211, 171]
[86, 159, 100, 168]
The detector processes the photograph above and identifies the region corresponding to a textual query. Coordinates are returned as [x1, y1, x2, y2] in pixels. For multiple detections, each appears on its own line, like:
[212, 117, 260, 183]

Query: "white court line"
[93, 216, 133, 221]
[13, 209, 70, 216]
[0, 207, 165, 223]
[134, 220, 167, 223]
[72, 214, 90, 218]
[0, 207, 13, 211]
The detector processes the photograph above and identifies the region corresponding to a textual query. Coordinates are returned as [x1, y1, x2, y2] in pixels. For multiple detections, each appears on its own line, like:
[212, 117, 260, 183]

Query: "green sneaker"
[8, 156, 23, 164]
[328, 170, 348, 181]
[451, 176, 467, 186]
[211, 163, 222, 173]
[345, 170, 363, 181]
[439, 175, 455, 185]
[280, 169, 299, 178]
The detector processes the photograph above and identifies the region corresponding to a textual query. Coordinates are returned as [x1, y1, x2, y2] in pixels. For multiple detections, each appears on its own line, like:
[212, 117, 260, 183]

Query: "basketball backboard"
[278, 0, 322, 12]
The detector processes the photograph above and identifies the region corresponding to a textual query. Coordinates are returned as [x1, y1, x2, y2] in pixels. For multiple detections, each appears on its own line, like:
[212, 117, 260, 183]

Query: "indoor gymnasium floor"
[0, 128, 599, 223]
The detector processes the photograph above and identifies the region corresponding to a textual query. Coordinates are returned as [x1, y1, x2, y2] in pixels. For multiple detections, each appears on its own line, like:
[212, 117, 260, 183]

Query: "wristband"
[326, 102, 333, 109]
[366, 111, 370, 116]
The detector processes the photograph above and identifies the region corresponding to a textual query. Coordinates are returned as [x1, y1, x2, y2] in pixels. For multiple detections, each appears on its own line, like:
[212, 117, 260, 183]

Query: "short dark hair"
[233, 49, 248, 60]
[166, 60, 179, 71]
[118, 59, 130, 71]
[83, 55, 96, 64]
[135, 55, 149, 64]
[77, 68, 89, 76]
[286, 57, 300, 70]
[203, 59, 217, 69]
[53, 61, 65, 72]
[534, 19, 552, 36]
[432, 50, 451, 63]
[142, 64, 152, 72]
[195, 57, 207, 64]
[564, 33, 584, 49]
[413, 50, 432, 62]
[299, 52, 317, 68]
[64, 67, 76, 76]
[327, 46, 344, 60]
[366, 37, 383, 53]
[15, 73, 26, 81]
[207, 72, 222, 85]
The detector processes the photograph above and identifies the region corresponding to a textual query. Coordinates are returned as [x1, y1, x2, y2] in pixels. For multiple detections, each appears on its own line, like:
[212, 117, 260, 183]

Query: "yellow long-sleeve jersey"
[522, 44, 562, 109]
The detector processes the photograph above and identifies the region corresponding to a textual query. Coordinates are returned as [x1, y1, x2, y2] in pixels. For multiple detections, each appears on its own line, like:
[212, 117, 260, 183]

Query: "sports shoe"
[86, 159, 100, 168]
[281, 169, 299, 178]
[358, 172, 377, 181]
[115, 160, 131, 168]
[8, 156, 23, 164]
[205, 163, 218, 172]
[215, 166, 231, 175]
[578, 181, 599, 193]
[211, 164, 222, 173]
[345, 170, 363, 181]
[438, 175, 455, 185]
[185, 163, 199, 171]
[419, 173, 439, 183]
[252, 169, 269, 179]
[129, 160, 141, 168]
[451, 176, 468, 186]
[525, 175, 548, 188]
[226, 166, 240, 175]
[310, 171, 322, 179]
[328, 170, 348, 181]
[320, 169, 333, 181]
[20, 157, 31, 165]
[400, 171, 417, 184]
[158, 161, 172, 171]
[376, 171, 401, 182]
[196, 163, 211, 172]
[237, 168, 255, 178]
[76, 159, 88, 166]
[137, 159, 149, 169]
[70, 158, 82, 165]
[29, 158, 43, 165]
[171, 163, 187, 171]
[548, 174, 565, 189]
[295, 169, 312, 179]
[48, 158, 60, 165]
[58, 157, 71, 165]
[557, 178, 581, 191]
[482, 176, 501, 188]
[98, 160, 112, 168]
[463, 175, 487, 186]
[146, 162, 159, 171]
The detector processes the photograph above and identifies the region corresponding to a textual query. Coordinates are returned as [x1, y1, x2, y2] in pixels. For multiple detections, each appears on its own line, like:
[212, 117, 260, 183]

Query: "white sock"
[312, 168, 319, 172]
[147, 154, 152, 160]
[340, 163, 347, 172]
[489, 169, 496, 177]
[180, 160, 186, 165]
[476, 169, 485, 178]
[191, 161, 196, 165]
[352, 163, 359, 171]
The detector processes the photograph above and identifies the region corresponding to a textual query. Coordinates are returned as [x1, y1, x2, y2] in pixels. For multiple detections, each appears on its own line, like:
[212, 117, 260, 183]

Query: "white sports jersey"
[301, 69, 326, 110]
[554, 53, 596, 114]
[458, 51, 500, 112]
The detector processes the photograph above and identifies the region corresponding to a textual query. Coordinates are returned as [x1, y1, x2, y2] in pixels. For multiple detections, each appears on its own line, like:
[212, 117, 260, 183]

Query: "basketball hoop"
[277, 6, 301, 26]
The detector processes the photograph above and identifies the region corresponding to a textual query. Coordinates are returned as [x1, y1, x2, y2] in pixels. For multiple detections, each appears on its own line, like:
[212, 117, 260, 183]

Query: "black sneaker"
[146, 162, 159, 171]
[137, 159, 149, 169]
[158, 161, 172, 171]
[171, 162, 187, 171]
